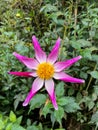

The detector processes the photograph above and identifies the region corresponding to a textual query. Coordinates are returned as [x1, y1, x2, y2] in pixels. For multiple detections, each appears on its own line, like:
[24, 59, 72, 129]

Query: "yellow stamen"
[37, 62, 54, 79]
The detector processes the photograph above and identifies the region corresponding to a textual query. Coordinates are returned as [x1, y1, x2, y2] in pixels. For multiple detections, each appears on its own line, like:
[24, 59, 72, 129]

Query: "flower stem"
[74, 0, 78, 39]
[59, 25, 67, 61]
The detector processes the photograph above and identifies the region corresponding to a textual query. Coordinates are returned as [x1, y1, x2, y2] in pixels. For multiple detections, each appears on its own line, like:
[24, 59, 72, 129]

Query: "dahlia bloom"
[9, 36, 85, 110]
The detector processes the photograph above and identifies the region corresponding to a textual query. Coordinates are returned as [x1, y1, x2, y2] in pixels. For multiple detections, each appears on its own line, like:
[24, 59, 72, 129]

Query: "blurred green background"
[0, 0, 98, 130]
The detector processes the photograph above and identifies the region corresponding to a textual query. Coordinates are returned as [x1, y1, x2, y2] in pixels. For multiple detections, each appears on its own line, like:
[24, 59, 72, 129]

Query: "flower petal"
[47, 37, 61, 64]
[13, 52, 39, 69]
[8, 71, 37, 77]
[53, 72, 85, 83]
[23, 77, 44, 106]
[32, 35, 47, 63]
[45, 79, 58, 110]
[54, 56, 82, 72]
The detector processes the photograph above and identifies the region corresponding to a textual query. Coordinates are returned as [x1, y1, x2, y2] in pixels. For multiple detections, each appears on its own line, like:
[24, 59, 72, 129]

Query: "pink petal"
[54, 56, 82, 72]
[23, 77, 44, 106]
[13, 52, 39, 70]
[8, 71, 37, 77]
[53, 72, 85, 83]
[45, 79, 58, 110]
[47, 37, 61, 64]
[32, 35, 47, 63]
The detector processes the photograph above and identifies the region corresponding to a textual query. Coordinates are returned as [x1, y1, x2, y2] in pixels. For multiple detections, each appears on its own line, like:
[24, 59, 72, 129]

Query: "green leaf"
[27, 123, 42, 130]
[0, 120, 4, 129]
[58, 97, 69, 106]
[29, 94, 46, 111]
[92, 54, 98, 63]
[54, 106, 64, 125]
[94, 86, 98, 96]
[6, 123, 12, 130]
[11, 123, 26, 130]
[81, 48, 92, 59]
[55, 129, 65, 130]
[71, 41, 81, 49]
[16, 116, 23, 125]
[15, 42, 29, 54]
[40, 4, 57, 13]
[64, 97, 80, 113]
[90, 71, 98, 79]
[58, 96, 80, 113]
[77, 39, 92, 47]
[90, 111, 98, 124]
[9, 111, 16, 123]
[70, 39, 92, 49]
[88, 101, 95, 110]
[68, 88, 75, 96]
[80, 71, 88, 79]
[41, 104, 52, 118]
[27, 125, 39, 130]
[49, 12, 64, 25]
[76, 92, 83, 102]
[56, 82, 65, 97]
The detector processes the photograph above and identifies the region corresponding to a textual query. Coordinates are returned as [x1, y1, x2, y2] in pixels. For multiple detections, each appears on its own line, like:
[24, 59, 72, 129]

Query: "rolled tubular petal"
[47, 37, 61, 64]
[23, 77, 44, 106]
[13, 52, 39, 70]
[53, 72, 85, 83]
[8, 71, 35, 77]
[32, 35, 47, 63]
[45, 79, 58, 110]
[54, 56, 82, 72]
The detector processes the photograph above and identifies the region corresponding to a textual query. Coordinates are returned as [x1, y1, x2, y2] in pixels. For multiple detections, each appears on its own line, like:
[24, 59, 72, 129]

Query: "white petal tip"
[58, 37, 61, 41]
[82, 80, 85, 83]
[32, 35, 35, 37]
[32, 35, 36, 40]
[79, 55, 82, 59]
[13, 52, 17, 56]
[55, 107, 58, 110]
[54, 104, 58, 110]
[22, 102, 28, 107]
[56, 37, 61, 44]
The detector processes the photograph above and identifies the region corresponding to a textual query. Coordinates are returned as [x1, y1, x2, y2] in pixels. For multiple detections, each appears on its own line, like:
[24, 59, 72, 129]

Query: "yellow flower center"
[37, 62, 54, 79]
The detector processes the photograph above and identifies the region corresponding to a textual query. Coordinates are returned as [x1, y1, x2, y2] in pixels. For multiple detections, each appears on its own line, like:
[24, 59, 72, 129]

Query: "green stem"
[74, 0, 78, 39]
[95, 125, 98, 130]
[59, 25, 67, 61]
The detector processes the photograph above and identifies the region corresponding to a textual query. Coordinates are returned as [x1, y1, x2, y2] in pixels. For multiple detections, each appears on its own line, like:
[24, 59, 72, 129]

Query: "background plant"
[0, 0, 98, 130]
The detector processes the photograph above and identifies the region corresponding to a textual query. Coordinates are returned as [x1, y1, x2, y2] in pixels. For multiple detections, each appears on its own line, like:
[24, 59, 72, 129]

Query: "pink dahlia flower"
[9, 36, 85, 110]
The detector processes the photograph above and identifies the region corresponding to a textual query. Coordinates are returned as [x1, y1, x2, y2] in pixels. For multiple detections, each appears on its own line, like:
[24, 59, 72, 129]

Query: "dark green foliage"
[0, 0, 98, 129]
